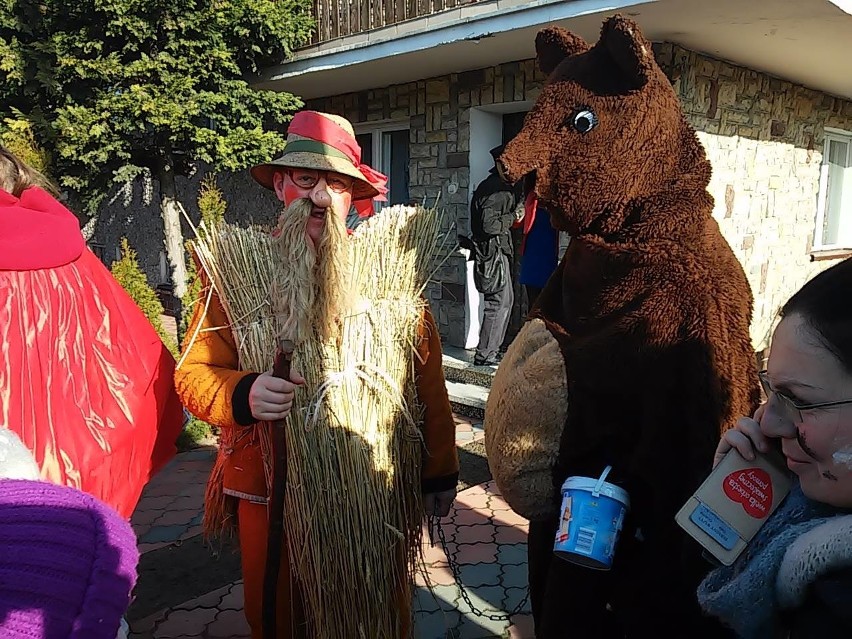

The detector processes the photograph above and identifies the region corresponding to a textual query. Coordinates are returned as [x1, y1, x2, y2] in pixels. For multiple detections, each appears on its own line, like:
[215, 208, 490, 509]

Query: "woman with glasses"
[697, 258, 852, 638]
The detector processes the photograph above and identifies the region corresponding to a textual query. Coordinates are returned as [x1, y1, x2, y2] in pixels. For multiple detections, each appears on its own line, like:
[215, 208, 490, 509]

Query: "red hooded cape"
[0, 186, 184, 517]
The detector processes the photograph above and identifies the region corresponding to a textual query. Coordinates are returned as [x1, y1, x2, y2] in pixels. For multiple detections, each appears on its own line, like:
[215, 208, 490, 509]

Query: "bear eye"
[572, 108, 598, 134]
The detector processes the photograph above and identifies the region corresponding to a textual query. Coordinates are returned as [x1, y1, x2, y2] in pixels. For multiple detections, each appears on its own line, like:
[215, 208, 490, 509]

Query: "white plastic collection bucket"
[553, 465, 630, 570]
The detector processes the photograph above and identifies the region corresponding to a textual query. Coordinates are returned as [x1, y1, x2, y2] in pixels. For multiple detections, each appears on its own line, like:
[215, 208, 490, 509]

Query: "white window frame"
[354, 120, 410, 209]
[814, 127, 852, 251]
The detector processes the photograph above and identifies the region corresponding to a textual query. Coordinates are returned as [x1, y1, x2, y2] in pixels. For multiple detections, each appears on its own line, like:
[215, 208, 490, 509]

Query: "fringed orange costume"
[177, 109, 459, 638]
[176, 281, 458, 637]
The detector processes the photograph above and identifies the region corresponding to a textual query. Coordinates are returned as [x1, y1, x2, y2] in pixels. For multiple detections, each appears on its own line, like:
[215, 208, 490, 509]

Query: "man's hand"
[248, 369, 306, 422]
[513, 202, 525, 223]
[423, 487, 457, 518]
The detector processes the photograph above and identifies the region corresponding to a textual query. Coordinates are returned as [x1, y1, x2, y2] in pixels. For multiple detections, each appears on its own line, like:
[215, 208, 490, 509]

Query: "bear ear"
[535, 27, 590, 76]
[599, 15, 655, 88]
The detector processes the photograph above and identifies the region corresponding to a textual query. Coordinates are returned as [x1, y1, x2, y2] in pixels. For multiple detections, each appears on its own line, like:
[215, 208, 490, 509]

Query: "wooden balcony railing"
[310, 0, 478, 45]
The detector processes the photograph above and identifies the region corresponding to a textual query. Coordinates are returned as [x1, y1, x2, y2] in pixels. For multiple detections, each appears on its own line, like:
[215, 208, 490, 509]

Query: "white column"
[464, 108, 504, 349]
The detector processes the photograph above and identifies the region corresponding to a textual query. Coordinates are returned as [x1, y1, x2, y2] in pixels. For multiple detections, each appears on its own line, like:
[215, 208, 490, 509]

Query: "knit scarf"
[697, 482, 838, 638]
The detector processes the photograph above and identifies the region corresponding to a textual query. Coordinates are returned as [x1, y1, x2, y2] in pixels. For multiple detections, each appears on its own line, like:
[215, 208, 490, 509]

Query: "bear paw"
[484, 318, 568, 520]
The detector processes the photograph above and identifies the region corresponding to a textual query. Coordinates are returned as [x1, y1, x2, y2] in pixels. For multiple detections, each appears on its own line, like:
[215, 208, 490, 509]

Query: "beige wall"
[657, 44, 852, 350]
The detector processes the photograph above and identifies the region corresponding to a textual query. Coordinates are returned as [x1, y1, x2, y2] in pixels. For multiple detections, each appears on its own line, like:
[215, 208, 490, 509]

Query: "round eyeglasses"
[285, 168, 355, 194]
[758, 369, 852, 424]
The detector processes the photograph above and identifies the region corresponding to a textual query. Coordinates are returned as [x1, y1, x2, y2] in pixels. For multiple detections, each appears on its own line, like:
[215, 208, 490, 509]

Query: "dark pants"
[527, 516, 732, 639]
[528, 517, 621, 638]
[476, 252, 513, 361]
[525, 285, 544, 312]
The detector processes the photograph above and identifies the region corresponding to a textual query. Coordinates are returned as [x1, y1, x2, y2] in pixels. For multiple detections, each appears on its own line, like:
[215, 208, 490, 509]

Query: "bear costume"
[485, 15, 760, 638]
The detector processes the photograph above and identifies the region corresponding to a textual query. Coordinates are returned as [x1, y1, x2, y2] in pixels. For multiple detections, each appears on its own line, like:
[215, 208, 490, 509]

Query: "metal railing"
[310, 0, 477, 45]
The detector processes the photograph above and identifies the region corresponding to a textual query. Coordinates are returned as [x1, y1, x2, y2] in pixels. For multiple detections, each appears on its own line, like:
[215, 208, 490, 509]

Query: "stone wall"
[308, 62, 549, 346]
[656, 44, 852, 350]
[310, 47, 852, 350]
[90, 167, 280, 286]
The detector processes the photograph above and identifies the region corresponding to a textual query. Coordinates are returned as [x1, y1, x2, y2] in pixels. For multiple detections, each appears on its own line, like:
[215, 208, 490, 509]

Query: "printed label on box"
[723, 467, 773, 519]
[689, 502, 740, 551]
[675, 449, 793, 565]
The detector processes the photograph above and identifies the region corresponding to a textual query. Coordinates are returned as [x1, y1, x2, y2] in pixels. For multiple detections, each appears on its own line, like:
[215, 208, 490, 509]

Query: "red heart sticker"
[723, 468, 773, 519]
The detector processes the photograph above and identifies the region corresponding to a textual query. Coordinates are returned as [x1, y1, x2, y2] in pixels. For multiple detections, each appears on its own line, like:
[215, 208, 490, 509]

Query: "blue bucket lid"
[561, 468, 630, 507]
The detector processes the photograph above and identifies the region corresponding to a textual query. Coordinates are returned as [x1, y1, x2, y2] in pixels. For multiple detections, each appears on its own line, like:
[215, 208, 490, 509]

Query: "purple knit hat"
[0, 479, 139, 639]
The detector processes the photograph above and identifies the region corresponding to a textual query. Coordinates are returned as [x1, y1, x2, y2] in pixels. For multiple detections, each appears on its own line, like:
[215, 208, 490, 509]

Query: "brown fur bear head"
[499, 15, 712, 238]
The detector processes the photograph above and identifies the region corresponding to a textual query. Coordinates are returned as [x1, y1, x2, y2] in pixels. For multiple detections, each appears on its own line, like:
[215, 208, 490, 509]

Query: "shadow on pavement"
[127, 534, 241, 622]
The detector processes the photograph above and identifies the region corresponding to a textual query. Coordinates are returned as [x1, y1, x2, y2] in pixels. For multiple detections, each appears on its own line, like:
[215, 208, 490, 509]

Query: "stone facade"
[308, 62, 550, 346]
[656, 44, 852, 350]
[309, 45, 852, 350]
[93, 44, 852, 352]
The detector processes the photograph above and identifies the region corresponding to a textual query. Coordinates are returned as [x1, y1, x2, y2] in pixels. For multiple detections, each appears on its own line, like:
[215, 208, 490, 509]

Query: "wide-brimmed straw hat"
[250, 111, 388, 202]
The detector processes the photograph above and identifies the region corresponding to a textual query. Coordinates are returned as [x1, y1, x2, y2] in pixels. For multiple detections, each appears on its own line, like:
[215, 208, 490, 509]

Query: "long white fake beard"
[271, 198, 349, 343]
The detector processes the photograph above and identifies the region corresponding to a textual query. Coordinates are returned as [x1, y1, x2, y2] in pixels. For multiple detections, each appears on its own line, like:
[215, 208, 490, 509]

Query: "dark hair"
[781, 258, 852, 373]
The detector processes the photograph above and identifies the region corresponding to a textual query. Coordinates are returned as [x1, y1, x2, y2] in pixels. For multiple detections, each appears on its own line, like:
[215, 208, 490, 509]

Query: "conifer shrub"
[111, 238, 178, 355]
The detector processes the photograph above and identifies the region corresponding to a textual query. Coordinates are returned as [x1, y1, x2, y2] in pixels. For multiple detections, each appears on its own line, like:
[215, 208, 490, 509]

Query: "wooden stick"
[262, 338, 296, 639]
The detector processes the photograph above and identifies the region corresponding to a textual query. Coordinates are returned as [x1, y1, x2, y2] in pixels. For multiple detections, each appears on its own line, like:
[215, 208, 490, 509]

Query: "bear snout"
[496, 159, 535, 194]
[497, 136, 540, 187]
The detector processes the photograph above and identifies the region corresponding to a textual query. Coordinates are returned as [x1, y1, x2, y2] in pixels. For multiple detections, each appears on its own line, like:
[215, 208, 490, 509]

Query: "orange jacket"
[175, 282, 459, 501]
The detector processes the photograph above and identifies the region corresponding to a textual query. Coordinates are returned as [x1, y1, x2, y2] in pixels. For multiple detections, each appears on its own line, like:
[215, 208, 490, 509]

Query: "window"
[502, 112, 527, 144]
[354, 123, 410, 207]
[815, 129, 852, 250]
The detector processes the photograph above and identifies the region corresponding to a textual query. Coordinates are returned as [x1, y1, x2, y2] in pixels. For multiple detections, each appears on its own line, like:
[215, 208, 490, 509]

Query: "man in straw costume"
[175, 110, 459, 638]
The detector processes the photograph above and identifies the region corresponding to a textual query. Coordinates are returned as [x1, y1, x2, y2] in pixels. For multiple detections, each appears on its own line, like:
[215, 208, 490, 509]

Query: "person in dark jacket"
[699, 257, 852, 638]
[468, 144, 523, 366]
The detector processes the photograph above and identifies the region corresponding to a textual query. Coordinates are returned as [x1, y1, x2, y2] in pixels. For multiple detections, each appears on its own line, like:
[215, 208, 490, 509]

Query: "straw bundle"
[191, 222, 282, 374]
[190, 221, 285, 508]
[193, 201, 445, 638]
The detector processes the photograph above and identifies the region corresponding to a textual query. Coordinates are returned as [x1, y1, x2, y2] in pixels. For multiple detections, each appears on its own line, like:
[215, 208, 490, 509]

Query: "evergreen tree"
[0, 118, 50, 174]
[111, 238, 178, 355]
[1, 0, 313, 310]
[181, 173, 227, 336]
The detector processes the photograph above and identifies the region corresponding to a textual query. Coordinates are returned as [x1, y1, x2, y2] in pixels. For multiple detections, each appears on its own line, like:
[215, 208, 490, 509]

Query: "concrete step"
[446, 379, 489, 420]
[441, 344, 497, 389]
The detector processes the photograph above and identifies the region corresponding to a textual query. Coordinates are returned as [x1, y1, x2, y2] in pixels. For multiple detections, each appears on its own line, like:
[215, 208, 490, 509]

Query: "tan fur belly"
[484, 318, 568, 520]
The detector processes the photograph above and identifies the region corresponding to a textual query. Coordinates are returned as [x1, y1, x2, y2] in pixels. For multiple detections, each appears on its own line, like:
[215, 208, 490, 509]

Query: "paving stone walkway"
[129, 417, 533, 639]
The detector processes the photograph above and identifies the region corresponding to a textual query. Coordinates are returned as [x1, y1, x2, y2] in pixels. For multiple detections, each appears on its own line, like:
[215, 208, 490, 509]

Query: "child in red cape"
[0, 147, 184, 518]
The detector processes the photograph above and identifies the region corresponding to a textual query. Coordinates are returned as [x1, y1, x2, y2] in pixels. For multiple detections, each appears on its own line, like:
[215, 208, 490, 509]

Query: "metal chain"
[427, 516, 530, 622]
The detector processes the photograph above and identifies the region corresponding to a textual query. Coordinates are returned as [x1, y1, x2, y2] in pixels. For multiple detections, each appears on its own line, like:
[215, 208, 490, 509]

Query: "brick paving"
[129, 416, 532, 639]
[454, 414, 485, 445]
[130, 448, 211, 554]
